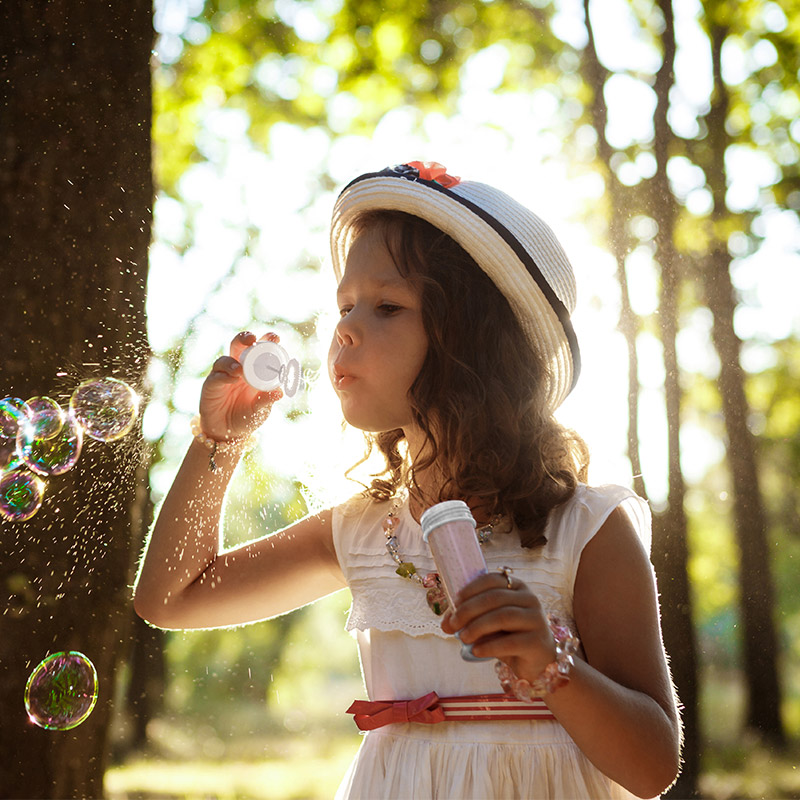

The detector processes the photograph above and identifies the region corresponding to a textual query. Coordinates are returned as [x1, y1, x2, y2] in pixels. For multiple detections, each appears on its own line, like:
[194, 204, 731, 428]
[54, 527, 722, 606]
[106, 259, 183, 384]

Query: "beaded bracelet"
[495, 615, 580, 701]
[190, 416, 255, 471]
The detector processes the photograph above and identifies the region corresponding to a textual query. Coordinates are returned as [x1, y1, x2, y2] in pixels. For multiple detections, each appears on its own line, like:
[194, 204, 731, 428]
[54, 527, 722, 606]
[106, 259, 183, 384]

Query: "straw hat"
[330, 161, 580, 412]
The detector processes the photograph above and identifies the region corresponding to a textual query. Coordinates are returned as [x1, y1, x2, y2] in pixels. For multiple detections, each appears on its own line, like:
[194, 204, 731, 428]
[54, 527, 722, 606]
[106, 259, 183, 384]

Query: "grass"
[105, 726, 360, 800]
[699, 744, 800, 800]
[105, 666, 800, 799]
[106, 721, 800, 800]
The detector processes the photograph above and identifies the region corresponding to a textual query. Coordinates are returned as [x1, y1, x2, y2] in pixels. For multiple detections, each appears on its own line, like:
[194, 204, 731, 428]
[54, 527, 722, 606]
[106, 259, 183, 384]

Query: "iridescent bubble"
[17, 414, 83, 475]
[69, 378, 139, 442]
[25, 651, 98, 731]
[26, 396, 66, 440]
[0, 437, 21, 471]
[0, 468, 46, 522]
[0, 397, 31, 440]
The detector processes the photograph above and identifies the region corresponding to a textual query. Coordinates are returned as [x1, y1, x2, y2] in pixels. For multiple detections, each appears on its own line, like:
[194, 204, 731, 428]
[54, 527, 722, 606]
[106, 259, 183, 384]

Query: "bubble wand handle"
[239, 340, 305, 398]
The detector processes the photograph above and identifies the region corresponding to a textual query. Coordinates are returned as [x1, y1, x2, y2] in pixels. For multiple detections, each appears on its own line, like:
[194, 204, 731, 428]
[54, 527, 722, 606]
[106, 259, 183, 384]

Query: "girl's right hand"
[197, 331, 284, 441]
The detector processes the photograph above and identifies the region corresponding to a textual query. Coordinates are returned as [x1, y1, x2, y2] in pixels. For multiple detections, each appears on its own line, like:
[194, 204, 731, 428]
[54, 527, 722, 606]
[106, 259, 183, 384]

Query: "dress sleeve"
[555, 484, 652, 596]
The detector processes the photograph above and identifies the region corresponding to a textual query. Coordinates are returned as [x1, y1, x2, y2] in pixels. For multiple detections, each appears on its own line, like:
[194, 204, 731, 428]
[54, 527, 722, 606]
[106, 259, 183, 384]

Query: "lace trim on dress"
[346, 577, 450, 636]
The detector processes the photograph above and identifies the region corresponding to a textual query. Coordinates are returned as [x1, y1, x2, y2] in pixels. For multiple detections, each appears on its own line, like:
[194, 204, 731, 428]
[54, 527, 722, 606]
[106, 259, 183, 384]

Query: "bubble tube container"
[421, 500, 491, 662]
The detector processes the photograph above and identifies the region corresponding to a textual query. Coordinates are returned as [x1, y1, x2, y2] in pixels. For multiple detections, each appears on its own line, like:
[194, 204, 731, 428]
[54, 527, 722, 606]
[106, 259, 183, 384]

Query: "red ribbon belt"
[347, 692, 555, 731]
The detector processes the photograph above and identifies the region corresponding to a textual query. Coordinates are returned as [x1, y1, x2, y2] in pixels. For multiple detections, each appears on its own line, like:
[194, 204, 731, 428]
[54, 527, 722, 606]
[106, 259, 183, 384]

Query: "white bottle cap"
[239, 341, 290, 392]
[421, 500, 476, 542]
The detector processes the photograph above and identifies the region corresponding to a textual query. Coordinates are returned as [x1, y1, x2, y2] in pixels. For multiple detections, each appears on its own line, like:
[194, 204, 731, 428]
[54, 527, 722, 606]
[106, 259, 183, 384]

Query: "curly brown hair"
[346, 210, 589, 548]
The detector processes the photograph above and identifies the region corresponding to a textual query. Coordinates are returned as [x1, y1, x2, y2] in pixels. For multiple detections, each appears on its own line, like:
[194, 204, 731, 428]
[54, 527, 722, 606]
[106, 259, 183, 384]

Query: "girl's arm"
[133, 332, 346, 630]
[442, 507, 681, 799]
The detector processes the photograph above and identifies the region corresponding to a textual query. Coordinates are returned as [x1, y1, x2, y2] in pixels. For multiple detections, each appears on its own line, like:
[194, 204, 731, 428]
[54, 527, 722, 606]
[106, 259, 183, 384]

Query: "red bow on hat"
[346, 691, 446, 730]
[406, 161, 461, 188]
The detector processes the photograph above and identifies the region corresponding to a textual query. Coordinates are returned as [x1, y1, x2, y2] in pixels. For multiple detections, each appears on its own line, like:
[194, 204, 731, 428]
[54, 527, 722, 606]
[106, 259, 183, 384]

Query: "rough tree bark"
[0, 2, 153, 796]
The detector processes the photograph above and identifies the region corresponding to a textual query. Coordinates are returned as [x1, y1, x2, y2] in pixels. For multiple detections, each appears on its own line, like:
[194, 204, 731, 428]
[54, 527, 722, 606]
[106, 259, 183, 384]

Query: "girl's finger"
[471, 631, 556, 665]
[229, 331, 257, 359]
[210, 355, 244, 378]
[229, 330, 281, 363]
[254, 388, 284, 408]
[457, 605, 541, 645]
[449, 587, 538, 632]
[456, 571, 522, 605]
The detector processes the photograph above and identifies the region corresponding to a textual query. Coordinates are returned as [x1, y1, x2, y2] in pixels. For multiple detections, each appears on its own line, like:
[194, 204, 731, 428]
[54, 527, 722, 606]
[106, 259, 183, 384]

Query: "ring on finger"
[499, 566, 514, 590]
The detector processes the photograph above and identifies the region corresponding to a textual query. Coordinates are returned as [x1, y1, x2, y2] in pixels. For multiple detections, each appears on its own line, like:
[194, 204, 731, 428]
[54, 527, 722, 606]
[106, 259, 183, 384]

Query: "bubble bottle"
[421, 500, 491, 662]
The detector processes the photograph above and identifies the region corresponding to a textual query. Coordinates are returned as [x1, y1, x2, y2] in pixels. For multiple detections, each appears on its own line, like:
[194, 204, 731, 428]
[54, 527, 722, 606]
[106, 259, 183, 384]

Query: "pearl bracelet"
[495, 615, 580, 701]
[190, 416, 255, 471]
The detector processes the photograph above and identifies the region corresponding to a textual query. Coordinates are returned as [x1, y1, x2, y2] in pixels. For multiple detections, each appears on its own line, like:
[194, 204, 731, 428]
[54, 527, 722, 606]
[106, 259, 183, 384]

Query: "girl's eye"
[378, 304, 402, 315]
[338, 306, 352, 318]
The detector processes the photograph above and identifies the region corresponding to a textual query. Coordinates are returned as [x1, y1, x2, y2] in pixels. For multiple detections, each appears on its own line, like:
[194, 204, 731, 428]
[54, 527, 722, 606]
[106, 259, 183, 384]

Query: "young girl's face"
[328, 225, 428, 434]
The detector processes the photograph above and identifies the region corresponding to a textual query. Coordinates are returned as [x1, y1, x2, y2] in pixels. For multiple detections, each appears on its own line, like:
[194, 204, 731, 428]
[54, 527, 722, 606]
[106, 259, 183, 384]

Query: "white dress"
[331, 483, 657, 800]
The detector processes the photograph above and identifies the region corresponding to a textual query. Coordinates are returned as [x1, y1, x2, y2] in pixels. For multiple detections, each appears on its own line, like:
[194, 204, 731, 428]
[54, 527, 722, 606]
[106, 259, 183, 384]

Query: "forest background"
[1, 0, 799, 798]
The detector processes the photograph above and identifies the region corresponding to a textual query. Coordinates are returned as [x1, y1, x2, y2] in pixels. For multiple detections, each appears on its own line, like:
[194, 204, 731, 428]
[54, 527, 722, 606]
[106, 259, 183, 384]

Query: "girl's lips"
[332, 364, 357, 389]
[334, 374, 356, 389]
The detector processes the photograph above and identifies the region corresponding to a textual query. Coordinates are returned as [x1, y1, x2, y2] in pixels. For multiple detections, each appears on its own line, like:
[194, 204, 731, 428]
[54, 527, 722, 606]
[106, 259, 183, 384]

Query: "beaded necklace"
[382, 496, 502, 616]
[380, 496, 580, 701]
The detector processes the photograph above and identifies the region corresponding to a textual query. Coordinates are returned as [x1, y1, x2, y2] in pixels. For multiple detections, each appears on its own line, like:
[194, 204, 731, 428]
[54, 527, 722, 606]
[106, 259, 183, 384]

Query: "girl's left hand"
[440, 571, 558, 684]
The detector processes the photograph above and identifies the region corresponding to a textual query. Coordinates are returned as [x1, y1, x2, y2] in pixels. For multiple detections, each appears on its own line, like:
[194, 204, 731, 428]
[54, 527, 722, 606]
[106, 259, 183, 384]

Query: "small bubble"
[25, 651, 98, 730]
[70, 378, 139, 441]
[0, 397, 32, 440]
[0, 468, 46, 521]
[17, 414, 82, 476]
[26, 397, 66, 440]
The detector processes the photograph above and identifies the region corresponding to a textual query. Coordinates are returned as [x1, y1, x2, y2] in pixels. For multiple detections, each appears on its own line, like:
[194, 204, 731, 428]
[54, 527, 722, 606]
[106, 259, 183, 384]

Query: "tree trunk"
[648, 2, 700, 795]
[578, 1, 646, 501]
[581, 1, 699, 794]
[698, 22, 784, 743]
[0, 2, 153, 796]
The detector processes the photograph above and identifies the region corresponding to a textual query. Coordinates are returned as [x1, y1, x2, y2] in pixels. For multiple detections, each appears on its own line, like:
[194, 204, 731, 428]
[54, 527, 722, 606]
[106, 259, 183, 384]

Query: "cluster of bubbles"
[0, 377, 139, 522]
[25, 651, 98, 730]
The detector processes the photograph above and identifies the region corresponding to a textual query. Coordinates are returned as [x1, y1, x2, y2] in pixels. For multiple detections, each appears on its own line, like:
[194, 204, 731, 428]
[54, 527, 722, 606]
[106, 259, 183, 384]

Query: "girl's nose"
[335, 309, 360, 346]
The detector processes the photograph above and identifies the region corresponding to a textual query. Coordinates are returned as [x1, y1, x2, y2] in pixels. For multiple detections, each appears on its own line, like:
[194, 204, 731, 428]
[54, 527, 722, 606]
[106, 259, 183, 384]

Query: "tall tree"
[694, 8, 785, 742]
[0, 2, 153, 796]
[580, 1, 699, 793]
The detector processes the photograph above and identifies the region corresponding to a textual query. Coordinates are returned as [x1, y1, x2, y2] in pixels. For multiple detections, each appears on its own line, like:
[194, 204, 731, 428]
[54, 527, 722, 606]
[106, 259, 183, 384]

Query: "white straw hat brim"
[330, 167, 580, 412]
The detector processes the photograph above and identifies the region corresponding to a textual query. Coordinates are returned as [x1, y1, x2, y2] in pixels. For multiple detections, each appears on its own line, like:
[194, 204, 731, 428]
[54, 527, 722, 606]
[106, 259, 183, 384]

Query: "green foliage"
[144, 0, 800, 776]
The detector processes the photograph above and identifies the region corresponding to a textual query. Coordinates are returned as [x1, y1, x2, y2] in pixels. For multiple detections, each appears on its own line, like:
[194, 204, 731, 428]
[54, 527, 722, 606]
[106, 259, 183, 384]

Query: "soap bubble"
[25, 651, 98, 731]
[0, 397, 31, 440]
[26, 396, 66, 440]
[0, 468, 46, 521]
[17, 414, 83, 476]
[70, 378, 139, 442]
[0, 437, 21, 471]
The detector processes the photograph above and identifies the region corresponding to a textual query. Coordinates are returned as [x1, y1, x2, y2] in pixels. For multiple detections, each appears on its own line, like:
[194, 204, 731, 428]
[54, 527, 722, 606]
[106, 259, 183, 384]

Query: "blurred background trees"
[3, 0, 798, 797]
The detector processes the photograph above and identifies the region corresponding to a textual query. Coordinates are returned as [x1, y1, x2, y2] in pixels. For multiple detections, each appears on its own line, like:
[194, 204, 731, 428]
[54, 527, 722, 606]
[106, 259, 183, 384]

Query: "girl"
[134, 161, 681, 799]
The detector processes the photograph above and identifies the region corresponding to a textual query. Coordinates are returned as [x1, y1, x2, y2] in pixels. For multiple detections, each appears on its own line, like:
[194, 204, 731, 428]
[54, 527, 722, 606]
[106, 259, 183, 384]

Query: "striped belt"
[346, 691, 555, 731]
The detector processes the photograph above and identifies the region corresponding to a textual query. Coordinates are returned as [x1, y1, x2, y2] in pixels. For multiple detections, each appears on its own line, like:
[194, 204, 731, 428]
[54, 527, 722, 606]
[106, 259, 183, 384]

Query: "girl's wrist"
[496, 615, 580, 701]
[190, 415, 255, 471]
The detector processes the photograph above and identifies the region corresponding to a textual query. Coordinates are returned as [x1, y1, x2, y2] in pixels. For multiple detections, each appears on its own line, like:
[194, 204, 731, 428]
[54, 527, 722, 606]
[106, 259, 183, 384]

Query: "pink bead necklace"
[381, 496, 580, 700]
[382, 497, 499, 616]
